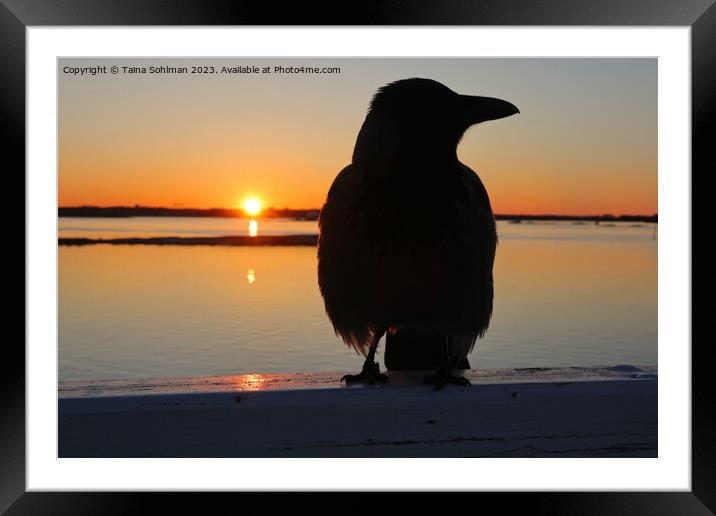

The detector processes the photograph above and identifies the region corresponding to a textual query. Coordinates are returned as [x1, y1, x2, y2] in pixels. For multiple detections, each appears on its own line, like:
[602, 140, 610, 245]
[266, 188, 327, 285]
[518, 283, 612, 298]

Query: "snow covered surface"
[59, 365, 657, 458]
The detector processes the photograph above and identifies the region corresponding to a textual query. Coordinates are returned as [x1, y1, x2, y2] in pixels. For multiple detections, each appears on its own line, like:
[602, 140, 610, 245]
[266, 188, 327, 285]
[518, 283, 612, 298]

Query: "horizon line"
[58, 205, 658, 218]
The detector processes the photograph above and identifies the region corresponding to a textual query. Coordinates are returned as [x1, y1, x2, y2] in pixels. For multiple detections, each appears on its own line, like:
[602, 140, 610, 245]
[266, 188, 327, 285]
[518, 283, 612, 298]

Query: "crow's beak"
[460, 95, 520, 126]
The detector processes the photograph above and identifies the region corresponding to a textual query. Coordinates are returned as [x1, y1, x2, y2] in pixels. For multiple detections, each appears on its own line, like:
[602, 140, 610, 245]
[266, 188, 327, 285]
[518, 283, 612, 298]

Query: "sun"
[242, 197, 262, 216]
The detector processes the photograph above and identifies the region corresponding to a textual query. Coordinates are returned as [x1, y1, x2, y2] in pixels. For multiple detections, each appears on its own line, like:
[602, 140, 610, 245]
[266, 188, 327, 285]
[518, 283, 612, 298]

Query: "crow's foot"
[423, 370, 471, 390]
[341, 360, 389, 385]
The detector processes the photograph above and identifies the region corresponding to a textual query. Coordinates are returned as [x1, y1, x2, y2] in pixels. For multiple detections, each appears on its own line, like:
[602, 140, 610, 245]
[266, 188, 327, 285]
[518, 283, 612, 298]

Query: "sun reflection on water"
[247, 268, 256, 284]
[248, 219, 258, 237]
[230, 373, 267, 391]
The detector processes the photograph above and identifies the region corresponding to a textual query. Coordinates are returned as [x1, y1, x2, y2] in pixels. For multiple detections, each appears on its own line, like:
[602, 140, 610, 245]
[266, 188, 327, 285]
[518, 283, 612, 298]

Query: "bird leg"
[423, 337, 471, 390]
[341, 333, 389, 385]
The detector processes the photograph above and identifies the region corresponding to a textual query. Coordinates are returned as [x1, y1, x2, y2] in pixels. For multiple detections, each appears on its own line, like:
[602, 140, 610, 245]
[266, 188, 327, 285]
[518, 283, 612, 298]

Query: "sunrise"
[58, 57, 656, 216]
[58, 57, 657, 460]
[242, 197, 262, 216]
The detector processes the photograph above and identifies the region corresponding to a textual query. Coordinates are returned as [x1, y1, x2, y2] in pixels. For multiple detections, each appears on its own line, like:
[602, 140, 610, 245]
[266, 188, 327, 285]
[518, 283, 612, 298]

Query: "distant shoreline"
[59, 235, 319, 247]
[58, 206, 658, 223]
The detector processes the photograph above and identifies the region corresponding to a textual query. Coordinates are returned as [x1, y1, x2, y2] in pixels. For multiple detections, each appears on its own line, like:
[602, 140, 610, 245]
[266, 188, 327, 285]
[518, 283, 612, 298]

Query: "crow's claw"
[423, 372, 471, 390]
[341, 360, 389, 385]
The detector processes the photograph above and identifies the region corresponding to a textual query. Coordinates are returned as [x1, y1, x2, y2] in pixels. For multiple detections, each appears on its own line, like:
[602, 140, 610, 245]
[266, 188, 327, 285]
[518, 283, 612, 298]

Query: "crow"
[317, 78, 518, 389]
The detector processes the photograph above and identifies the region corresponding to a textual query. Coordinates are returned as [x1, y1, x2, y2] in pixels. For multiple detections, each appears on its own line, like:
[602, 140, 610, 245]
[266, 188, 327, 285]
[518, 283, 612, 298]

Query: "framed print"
[6, 0, 715, 513]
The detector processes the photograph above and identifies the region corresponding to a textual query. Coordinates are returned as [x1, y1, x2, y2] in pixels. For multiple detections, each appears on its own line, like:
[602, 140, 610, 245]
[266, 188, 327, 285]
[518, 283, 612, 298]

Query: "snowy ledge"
[59, 365, 657, 458]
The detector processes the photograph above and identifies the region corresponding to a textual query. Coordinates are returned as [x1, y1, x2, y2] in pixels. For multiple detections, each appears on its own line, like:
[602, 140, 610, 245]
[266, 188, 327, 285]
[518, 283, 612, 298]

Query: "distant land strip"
[58, 206, 658, 223]
[59, 235, 319, 247]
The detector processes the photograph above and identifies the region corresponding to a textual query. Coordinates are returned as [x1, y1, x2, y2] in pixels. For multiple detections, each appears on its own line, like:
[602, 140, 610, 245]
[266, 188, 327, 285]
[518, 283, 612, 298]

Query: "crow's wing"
[446, 163, 497, 361]
[318, 162, 497, 358]
[317, 164, 377, 354]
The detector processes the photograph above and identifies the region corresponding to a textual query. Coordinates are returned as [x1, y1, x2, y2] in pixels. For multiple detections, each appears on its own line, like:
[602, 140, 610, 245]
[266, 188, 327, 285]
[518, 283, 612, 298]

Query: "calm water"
[58, 218, 657, 381]
[58, 216, 318, 239]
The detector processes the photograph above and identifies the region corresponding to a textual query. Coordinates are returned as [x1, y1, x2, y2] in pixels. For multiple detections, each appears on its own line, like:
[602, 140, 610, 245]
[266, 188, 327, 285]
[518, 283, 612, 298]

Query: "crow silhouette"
[318, 78, 519, 389]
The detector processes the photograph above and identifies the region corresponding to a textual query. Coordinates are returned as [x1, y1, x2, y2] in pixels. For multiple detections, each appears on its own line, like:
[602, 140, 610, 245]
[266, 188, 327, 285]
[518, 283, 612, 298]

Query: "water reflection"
[228, 373, 267, 391]
[58, 225, 657, 382]
[248, 219, 258, 237]
[247, 268, 256, 284]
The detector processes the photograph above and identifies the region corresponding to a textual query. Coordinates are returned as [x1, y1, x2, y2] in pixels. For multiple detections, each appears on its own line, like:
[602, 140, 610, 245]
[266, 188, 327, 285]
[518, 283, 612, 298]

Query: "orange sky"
[59, 58, 657, 215]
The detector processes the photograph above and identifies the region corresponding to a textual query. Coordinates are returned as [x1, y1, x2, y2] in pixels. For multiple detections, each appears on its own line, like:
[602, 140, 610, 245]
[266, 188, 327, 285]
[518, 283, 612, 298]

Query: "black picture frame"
[6, 0, 714, 513]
